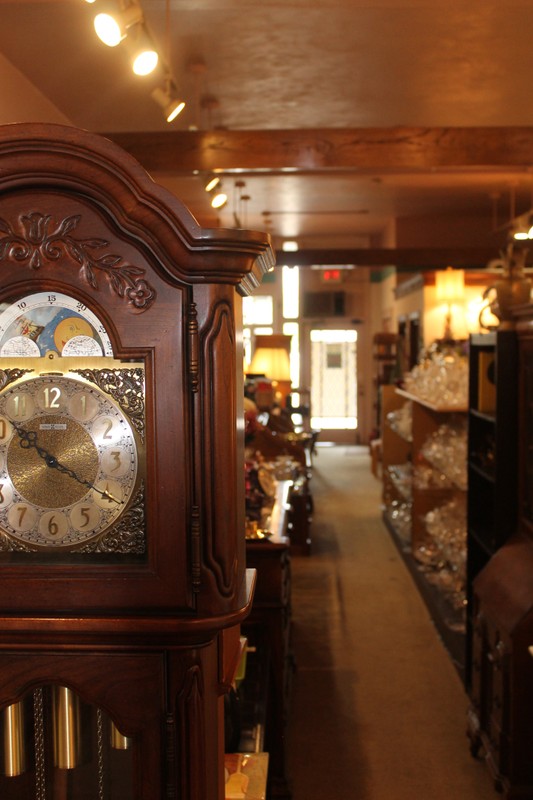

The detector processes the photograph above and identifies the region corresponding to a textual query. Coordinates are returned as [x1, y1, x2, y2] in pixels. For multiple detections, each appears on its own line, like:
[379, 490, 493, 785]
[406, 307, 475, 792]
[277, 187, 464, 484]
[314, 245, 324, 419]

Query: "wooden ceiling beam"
[105, 127, 533, 173]
[276, 247, 498, 269]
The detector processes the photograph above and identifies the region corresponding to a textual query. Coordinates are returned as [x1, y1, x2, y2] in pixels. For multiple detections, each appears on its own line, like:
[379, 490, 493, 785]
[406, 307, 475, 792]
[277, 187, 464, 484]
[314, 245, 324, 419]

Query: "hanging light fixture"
[94, 4, 143, 48]
[151, 81, 185, 122]
[150, 0, 186, 122]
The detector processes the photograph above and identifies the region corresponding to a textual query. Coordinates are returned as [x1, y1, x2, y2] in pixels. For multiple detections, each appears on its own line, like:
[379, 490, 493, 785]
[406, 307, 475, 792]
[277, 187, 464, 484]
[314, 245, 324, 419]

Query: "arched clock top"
[0, 211, 156, 311]
[0, 123, 275, 292]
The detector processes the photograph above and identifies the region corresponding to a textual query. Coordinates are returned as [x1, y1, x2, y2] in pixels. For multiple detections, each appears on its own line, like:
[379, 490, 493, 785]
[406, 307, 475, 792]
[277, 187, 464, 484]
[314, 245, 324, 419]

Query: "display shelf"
[396, 388, 468, 414]
[385, 464, 413, 502]
[384, 513, 466, 675]
[381, 382, 468, 674]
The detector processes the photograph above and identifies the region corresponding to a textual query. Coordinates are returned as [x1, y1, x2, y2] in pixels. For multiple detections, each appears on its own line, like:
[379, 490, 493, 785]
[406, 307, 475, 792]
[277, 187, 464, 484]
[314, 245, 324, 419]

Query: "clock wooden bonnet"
[0, 122, 274, 617]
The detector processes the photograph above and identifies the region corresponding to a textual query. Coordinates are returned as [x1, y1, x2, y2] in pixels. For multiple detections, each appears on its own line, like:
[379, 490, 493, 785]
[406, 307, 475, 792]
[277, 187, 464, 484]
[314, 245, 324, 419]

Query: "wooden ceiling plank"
[105, 127, 533, 173]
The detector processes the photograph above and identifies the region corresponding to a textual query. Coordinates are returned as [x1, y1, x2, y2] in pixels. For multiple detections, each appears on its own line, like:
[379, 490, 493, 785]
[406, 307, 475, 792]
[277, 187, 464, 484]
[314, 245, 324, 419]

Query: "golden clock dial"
[0, 374, 139, 551]
[7, 415, 99, 508]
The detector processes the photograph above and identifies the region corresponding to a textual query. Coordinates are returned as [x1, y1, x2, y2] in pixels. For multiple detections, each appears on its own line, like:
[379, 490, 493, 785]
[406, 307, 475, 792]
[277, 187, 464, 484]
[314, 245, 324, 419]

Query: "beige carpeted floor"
[286, 444, 494, 800]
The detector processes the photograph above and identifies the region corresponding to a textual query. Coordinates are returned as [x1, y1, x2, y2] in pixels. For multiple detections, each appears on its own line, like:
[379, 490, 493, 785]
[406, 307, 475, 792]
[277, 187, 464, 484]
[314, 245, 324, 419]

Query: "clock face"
[0, 292, 113, 358]
[0, 373, 139, 550]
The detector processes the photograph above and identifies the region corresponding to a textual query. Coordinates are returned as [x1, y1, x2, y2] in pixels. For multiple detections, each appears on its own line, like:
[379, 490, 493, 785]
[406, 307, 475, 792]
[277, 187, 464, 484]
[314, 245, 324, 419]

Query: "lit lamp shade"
[249, 334, 292, 406]
[435, 267, 465, 304]
[435, 267, 465, 340]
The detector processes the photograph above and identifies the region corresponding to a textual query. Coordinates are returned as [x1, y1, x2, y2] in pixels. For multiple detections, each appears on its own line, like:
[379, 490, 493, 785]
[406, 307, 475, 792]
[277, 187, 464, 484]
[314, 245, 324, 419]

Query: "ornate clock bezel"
[0, 363, 146, 558]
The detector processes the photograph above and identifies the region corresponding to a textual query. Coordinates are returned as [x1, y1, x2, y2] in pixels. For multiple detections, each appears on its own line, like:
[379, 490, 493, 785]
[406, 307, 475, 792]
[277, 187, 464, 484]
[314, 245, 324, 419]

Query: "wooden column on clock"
[0, 123, 274, 800]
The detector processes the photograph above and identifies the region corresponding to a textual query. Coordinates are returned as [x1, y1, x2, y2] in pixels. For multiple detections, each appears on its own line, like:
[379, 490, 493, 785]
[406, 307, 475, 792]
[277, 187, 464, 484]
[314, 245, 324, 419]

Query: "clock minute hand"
[13, 423, 123, 505]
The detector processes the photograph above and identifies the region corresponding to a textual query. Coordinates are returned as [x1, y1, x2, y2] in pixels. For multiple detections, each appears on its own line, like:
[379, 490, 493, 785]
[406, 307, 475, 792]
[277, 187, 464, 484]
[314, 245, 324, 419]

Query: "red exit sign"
[321, 268, 342, 283]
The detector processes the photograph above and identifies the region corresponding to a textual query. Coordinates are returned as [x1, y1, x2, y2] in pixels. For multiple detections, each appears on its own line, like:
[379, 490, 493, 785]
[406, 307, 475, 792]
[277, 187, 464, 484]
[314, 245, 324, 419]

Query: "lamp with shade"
[249, 334, 292, 407]
[435, 266, 465, 341]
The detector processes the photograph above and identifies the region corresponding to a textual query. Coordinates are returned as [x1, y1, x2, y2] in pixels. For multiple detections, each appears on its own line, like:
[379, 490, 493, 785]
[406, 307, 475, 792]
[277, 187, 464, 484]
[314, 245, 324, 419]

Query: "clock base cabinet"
[0, 629, 241, 800]
[467, 535, 533, 799]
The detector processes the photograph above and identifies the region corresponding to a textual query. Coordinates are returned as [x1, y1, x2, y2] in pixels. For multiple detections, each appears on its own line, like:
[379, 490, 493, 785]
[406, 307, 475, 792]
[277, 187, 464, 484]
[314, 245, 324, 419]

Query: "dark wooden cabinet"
[466, 323, 533, 798]
[0, 122, 274, 799]
[468, 537, 533, 797]
[466, 331, 518, 691]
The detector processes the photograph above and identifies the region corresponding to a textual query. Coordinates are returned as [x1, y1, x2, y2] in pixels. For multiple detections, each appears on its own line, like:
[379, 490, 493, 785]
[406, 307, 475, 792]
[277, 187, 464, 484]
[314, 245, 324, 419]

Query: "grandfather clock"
[0, 123, 274, 799]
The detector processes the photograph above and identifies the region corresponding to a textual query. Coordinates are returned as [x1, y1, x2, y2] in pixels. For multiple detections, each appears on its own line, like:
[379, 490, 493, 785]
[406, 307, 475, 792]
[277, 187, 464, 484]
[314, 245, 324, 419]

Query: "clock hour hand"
[13, 423, 123, 505]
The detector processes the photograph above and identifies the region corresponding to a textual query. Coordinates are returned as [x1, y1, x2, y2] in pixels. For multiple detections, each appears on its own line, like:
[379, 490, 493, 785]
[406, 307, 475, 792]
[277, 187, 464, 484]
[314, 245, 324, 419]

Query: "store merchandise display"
[386, 401, 413, 441]
[415, 495, 467, 616]
[403, 342, 468, 408]
[419, 418, 468, 490]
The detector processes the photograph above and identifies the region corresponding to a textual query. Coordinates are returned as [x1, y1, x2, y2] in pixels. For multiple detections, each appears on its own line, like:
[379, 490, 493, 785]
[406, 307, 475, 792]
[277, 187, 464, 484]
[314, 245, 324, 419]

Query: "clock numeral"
[48, 295, 56, 303]
[110, 451, 121, 472]
[0, 417, 9, 442]
[13, 394, 26, 417]
[5, 394, 34, 422]
[79, 507, 91, 528]
[69, 391, 98, 423]
[43, 387, 61, 409]
[8, 503, 37, 532]
[70, 502, 100, 533]
[102, 419, 113, 440]
[39, 511, 68, 542]
[0, 482, 13, 509]
[93, 479, 123, 510]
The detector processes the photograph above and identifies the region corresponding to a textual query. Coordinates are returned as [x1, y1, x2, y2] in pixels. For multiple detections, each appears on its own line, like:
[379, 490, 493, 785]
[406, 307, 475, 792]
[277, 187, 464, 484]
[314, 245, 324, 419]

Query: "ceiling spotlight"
[94, 5, 143, 48]
[211, 186, 228, 209]
[205, 175, 221, 193]
[130, 29, 159, 75]
[151, 83, 186, 123]
[132, 47, 158, 75]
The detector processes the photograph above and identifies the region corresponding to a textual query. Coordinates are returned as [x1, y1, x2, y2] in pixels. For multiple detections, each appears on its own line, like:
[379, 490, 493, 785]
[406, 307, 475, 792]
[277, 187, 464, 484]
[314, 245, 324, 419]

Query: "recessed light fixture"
[282, 241, 299, 252]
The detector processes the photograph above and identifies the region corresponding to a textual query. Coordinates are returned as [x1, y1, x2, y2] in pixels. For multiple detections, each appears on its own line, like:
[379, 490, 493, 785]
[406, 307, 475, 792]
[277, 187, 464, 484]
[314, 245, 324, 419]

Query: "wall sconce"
[249, 334, 292, 407]
[435, 266, 465, 340]
[94, 5, 143, 47]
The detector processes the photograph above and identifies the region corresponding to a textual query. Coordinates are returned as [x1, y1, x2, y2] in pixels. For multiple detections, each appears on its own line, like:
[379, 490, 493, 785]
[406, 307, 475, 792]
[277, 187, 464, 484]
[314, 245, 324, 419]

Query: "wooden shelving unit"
[381, 385, 468, 673]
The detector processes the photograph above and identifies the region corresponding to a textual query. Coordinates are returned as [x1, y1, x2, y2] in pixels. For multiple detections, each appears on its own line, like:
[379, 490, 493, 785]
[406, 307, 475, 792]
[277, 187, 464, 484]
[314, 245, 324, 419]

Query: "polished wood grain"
[105, 127, 533, 173]
[0, 122, 271, 799]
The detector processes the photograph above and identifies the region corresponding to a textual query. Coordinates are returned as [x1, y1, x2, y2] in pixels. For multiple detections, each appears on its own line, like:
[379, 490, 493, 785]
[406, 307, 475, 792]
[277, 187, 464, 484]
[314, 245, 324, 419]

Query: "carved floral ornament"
[0, 212, 156, 310]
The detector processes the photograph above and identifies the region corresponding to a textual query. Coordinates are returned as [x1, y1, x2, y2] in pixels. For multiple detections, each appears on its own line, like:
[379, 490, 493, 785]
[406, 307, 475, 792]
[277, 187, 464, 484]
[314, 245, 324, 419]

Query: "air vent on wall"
[302, 291, 345, 318]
